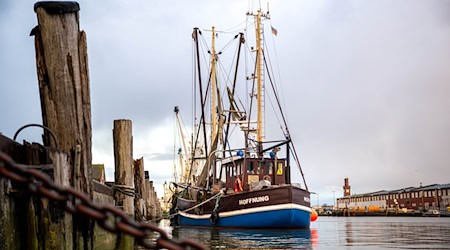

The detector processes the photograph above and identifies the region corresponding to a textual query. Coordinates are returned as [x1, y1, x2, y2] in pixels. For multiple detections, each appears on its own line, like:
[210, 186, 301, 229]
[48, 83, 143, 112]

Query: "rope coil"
[112, 184, 137, 197]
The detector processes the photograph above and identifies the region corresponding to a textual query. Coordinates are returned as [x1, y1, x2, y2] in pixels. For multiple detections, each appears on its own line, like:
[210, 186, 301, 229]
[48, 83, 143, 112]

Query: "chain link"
[0, 151, 206, 250]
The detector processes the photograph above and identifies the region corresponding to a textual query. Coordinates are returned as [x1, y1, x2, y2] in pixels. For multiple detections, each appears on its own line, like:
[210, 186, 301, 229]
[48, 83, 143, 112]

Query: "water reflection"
[315, 217, 450, 249]
[340, 217, 450, 248]
[157, 217, 450, 249]
[172, 226, 315, 249]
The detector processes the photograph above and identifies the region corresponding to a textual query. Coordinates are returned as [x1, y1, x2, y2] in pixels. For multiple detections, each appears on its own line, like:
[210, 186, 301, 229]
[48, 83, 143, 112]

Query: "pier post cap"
[34, 1, 80, 14]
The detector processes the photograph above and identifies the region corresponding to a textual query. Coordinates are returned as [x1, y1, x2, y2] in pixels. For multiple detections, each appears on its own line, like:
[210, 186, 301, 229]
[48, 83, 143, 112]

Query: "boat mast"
[193, 27, 208, 167]
[194, 26, 223, 188]
[174, 106, 191, 183]
[255, 10, 265, 155]
[210, 26, 218, 144]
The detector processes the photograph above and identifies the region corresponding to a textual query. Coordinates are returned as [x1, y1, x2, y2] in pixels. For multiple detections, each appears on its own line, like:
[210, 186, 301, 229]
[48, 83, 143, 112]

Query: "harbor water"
[158, 217, 450, 249]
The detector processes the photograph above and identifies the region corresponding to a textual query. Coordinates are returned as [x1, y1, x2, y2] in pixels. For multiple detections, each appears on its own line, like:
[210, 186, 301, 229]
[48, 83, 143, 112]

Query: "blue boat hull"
[178, 204, 311, 228]
[174, 184, 311, 228]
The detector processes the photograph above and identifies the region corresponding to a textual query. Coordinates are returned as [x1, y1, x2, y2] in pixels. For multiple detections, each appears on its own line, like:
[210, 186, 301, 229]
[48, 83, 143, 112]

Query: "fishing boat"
[169, 7, 311, 228]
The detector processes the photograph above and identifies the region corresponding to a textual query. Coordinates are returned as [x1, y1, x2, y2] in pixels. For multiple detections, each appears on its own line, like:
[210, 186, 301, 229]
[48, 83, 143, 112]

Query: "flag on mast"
[271, 25, 278, 36]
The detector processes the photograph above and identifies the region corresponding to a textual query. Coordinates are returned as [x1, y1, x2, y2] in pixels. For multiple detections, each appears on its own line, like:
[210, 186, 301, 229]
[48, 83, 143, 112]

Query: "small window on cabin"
[276, 162, 283, 175]
[258, 162, 265, 174]
[247, 161, 254, 174]
[268, 162, 273, 175]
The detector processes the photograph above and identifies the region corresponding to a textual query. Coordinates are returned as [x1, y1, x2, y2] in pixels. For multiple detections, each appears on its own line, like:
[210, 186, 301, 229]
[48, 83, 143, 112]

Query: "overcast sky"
[1, 0, 449, 205]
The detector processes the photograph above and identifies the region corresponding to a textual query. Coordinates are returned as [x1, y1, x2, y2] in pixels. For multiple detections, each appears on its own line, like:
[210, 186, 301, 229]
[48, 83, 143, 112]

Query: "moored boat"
[178, 184, 311, 228]
[169, 6, 311, 228]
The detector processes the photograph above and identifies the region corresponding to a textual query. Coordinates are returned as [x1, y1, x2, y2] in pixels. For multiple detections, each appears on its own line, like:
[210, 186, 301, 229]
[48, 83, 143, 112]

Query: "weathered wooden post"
[43, 149, 73, 249]
[32, 1, 93, 249]
[134, 157, 146, 221]
[154, 188, 162, 218]
[155, 185, 162, 218]
[0, 136, 24, 250]
[113, 119, 134, 249]
[149, 181, 156, 219]
[144, 171, 152, 220]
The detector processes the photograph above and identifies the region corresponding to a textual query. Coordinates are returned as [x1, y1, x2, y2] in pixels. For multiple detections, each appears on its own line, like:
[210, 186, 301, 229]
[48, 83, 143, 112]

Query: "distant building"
[343, 178, 351, 197]
[337, 180, 450, 212]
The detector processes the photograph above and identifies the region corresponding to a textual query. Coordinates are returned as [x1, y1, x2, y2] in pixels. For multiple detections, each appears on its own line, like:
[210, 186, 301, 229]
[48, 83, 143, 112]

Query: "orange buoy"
[310, 208, 318, 222]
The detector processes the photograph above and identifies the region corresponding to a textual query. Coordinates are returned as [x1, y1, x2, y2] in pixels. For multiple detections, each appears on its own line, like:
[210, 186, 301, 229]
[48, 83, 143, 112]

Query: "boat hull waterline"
[176, 185, 311, 228]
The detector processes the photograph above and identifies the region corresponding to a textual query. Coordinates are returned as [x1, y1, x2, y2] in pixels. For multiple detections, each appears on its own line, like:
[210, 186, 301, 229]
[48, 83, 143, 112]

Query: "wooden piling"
[154, 188, 162, 218]
[41, 149, 73, 249]
[1, 135, 73, 249]
[134, 158, 146, 221]
[32, 2, 93, 249]
[0, 136, 24, 250]
[113, 119, 134, 249]
[149, 181, 156, 219]
[144, 172, 152, 220]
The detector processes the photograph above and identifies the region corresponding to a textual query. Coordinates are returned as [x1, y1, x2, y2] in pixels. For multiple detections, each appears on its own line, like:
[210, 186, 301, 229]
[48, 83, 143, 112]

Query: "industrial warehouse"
[336, 178, 450, 216]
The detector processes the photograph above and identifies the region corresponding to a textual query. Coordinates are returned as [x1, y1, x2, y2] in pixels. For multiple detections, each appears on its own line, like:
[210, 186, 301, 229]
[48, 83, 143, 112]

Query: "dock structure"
[0, 1, 165, 249]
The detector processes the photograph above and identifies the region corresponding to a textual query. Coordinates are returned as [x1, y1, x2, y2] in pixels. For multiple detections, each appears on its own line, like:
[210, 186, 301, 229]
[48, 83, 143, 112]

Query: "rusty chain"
[0, 151, 206, 250]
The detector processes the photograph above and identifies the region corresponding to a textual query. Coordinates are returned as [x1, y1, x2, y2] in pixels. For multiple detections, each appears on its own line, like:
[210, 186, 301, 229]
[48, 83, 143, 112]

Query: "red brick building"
[337, 183, 450, 213]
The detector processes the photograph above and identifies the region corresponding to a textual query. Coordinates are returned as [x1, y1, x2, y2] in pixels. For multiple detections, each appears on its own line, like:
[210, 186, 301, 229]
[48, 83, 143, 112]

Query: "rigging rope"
[268, 19, 289, 126]
[218, 33, 239, 53]
[263, 51, 289, 137]
[169, 192, 222, 220]
[221, 20, 247, 33]
[112, 184, 136, 198]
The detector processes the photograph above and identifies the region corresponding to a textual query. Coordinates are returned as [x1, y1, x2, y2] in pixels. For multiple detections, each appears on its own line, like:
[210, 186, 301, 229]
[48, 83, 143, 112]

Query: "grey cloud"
[1, 0, 449, 206]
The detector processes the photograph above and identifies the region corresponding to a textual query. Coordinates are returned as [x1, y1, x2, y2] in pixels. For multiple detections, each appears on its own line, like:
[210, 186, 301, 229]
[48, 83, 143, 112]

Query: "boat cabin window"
[247, 161, 255, 174]
[226, 161, 242, 178]
[276, 162, 283, 175]
[259, 161, 265, 174]
[265, 162, 273, 175]
[228, 164, 237, 177]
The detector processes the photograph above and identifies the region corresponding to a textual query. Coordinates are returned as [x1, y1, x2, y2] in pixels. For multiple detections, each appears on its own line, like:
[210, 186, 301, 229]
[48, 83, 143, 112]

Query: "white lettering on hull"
[239, 195, 270, 205]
